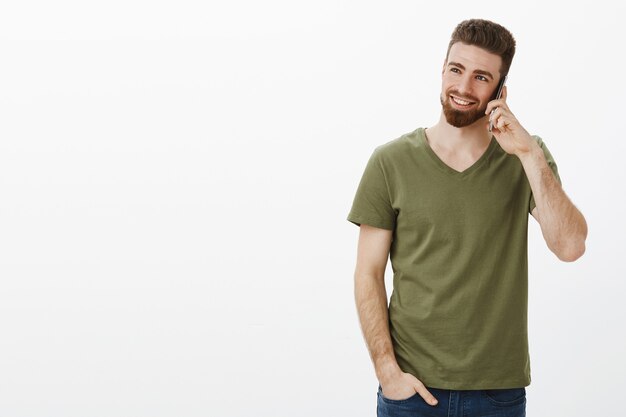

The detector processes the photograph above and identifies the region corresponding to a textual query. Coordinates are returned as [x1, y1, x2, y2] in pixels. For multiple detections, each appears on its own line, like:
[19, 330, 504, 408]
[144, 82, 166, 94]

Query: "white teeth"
[452, 96, 473, 106]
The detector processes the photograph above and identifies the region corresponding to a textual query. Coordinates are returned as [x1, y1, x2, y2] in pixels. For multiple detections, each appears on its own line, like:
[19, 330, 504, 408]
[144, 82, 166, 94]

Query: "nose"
[456, 75, 473, 97]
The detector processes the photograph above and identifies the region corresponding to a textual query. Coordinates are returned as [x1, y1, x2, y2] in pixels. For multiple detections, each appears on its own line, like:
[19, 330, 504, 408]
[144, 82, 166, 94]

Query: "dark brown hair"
[445, 19, 516, 81]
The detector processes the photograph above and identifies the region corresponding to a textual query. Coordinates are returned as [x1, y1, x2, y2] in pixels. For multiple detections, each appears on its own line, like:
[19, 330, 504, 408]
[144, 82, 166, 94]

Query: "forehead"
[447, 42, 502, 75]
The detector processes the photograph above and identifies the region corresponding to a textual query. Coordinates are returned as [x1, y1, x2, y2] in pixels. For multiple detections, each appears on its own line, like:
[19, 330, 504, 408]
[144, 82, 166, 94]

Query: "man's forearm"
[354, 273, 402, 383]
[519, 142, 588, 261]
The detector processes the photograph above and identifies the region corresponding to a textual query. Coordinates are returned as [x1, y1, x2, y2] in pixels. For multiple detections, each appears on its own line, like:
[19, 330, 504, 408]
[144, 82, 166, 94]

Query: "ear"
[442, 59, 447, 75]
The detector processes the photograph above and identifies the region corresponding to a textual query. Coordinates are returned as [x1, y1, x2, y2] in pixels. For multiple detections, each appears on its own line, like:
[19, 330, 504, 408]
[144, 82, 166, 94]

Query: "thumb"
[415, 385, 438, 406]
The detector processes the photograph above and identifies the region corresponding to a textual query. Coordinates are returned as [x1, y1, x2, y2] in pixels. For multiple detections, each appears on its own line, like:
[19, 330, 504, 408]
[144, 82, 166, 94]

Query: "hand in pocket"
[380, 371, 438, 406]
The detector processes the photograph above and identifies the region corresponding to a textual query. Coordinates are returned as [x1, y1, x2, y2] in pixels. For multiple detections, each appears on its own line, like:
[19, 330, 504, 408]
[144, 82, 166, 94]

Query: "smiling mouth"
[450, 95, 476, 106]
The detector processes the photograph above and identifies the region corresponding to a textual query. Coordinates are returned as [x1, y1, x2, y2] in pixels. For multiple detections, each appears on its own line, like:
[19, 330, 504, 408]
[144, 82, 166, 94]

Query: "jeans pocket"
[377, 384, 419, 404]
[483, 387, 526, 406]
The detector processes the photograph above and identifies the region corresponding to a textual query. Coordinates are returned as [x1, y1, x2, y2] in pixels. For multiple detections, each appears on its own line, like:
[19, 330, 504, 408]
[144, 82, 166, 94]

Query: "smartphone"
[489, 75, 507, 132]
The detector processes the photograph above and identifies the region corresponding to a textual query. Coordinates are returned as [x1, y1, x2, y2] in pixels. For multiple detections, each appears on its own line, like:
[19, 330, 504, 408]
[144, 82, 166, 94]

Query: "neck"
[425, 112, 492, 153]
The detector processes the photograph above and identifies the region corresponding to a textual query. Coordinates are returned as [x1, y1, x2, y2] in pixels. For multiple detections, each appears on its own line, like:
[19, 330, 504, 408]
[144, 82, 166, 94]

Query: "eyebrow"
[447, 62, 494, 80]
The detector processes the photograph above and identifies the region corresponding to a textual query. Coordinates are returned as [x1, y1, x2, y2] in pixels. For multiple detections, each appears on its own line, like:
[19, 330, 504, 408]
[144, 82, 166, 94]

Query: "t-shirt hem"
[418, 377, 531, 390]
[397, 359, 531, 390]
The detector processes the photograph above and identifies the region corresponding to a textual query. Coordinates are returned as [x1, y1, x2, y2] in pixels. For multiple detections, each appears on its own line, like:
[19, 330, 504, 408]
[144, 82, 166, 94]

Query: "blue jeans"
[377, 383, 526, 417]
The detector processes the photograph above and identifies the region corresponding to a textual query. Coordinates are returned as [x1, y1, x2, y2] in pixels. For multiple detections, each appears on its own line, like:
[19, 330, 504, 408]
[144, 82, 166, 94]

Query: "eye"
[476, 75, 488, 82]
[450, 68, 460, 73]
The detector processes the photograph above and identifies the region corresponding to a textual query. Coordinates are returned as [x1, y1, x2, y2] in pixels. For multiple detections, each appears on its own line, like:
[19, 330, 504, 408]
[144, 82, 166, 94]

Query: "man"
[347, 19, 588, 416]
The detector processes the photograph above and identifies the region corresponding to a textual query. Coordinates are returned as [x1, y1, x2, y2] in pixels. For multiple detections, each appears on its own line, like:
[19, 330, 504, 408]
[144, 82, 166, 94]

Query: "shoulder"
[371, 127, 423, 163]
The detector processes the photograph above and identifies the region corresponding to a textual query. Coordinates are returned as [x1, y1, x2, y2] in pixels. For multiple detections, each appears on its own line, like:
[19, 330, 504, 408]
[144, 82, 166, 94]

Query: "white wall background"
[0, 1, 623, 416]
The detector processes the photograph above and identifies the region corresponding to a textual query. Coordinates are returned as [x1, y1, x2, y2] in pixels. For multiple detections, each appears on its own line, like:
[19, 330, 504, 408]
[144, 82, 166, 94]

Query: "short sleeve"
[347, 148, 396, 230]
[529, 136, 562, 213]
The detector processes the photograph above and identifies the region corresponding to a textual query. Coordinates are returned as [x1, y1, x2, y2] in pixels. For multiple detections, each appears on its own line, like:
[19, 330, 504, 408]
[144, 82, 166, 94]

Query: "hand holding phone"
[488, 75, 507, 132]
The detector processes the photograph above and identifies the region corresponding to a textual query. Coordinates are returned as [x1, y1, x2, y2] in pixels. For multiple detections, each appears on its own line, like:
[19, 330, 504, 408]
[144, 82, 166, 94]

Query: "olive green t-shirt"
[347, 127, 561, 390]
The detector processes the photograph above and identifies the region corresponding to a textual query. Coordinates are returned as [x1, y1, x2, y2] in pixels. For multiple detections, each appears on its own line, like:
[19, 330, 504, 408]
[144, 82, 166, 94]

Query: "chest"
[389, 155, 531, 235]
[429, 144, 491, 174]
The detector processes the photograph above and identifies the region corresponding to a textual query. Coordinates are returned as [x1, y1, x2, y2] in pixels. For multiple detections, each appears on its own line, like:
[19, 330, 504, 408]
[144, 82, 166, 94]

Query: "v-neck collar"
[418, 127, 497, 177]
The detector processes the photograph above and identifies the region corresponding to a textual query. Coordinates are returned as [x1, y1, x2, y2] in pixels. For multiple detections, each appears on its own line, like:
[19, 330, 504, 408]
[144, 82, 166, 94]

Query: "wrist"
[375, 356, 402, 383]
[517, 138, 542, 163]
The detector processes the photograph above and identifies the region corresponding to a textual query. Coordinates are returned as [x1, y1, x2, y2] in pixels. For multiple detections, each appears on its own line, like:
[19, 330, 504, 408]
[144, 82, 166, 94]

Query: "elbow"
[550, 212, 588, 263]
[556, 241, 586, 262]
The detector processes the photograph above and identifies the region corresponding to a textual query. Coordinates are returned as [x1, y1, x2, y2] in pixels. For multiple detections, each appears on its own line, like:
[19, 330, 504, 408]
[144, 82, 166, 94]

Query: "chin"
[441, 95, 486, 128]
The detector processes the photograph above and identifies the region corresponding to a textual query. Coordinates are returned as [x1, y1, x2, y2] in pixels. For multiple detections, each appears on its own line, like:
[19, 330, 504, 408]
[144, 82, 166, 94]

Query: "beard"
[440, 91, 489, 128]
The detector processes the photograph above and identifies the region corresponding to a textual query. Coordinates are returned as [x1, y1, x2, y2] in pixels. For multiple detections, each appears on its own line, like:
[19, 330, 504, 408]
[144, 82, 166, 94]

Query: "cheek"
[476, 88, 493, 102]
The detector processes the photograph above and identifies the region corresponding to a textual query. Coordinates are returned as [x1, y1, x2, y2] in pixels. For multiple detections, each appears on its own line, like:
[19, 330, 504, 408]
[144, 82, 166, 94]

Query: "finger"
[485, 99, 509, 116]
[488, 107, 503, 130]
[415, 384, 438, 406]
[496, 115, 511, 132]
[492, 110, 503, 127]
[490, 108, 508, 132]
[491, 113, 508, 133]
[485, 101, 500, 116]
[489, 107, 502, 121]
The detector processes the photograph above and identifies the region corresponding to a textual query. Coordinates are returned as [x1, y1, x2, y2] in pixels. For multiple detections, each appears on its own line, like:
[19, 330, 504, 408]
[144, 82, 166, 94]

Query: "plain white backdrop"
[0, 1, 624, 416]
